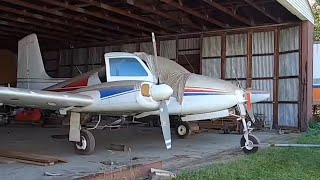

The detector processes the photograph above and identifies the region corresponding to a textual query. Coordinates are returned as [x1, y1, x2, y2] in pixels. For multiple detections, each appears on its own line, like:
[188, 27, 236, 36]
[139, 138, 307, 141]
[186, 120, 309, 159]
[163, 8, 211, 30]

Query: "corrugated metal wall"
[201, 36, 221, 78]
[278, 27, 300, 127]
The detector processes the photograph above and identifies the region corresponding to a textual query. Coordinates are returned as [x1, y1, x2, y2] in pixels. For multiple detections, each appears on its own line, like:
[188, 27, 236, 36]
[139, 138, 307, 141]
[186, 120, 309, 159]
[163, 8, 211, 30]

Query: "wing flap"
[0, 87, 93, 110]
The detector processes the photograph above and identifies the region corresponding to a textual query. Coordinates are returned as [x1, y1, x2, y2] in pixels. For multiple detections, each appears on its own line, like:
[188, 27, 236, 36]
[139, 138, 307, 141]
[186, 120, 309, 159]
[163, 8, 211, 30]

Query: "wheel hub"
[245, 140, 254, 150]
[76, 136, 87, 150]
[177, 125, 187, 135]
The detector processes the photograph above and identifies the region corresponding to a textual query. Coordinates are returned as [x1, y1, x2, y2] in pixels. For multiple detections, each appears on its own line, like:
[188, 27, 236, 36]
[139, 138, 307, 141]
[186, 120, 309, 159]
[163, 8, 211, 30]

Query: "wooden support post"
[300, 21, 314, 131]
[221, 33, 227, 79]
[56, 50, 60, 77]
[175, 36, 179, 62]
[273, 28, 280, 129]
[247, 30, 253, 88]
[199, 33, 204, 74]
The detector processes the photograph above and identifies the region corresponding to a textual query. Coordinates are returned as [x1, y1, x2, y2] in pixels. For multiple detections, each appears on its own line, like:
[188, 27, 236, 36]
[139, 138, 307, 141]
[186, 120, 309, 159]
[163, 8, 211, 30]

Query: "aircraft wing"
[0, 87, 93, 110]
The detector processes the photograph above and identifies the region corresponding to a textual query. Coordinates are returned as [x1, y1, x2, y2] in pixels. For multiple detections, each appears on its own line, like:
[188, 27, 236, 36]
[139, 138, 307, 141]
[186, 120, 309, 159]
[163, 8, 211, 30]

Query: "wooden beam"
[246, 30, 253, 87]
[221, 33, 227, 79]
[202, 0, 252, 26]
[37, 0, 161, 34]
[161, 0, 227, 28]
[0, 0, 140, 37]
[0, 19, 95, 43]
[273, 27, 280, 129]
[243, 0, 280, 23]
[126, 0, 202, 31]
[78, 0, 179, 33]
[0, 5, 121, 40]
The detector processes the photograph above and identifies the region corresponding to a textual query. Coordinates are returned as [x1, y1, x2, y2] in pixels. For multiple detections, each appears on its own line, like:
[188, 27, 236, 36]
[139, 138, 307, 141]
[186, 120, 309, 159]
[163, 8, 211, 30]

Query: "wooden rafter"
[0, 14, 112, 42]
[0, 18, 96, 42]
[0, 0, 141, 37]
[0, 5, 122, 40]
[160, 0, 227, 28]
[78, 0, 179, 33]
[243, 0, 280, 23]
[37, 0, 162, 34]
[201, 0, 252, 26]
[126, 0, 202, 31]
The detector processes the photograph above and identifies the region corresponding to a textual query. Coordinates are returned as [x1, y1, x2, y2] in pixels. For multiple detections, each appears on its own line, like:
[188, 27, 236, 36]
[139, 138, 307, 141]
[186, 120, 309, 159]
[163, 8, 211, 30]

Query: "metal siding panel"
[58, 66, 71, 77]
[279, 52, 299, 76]
[104, 45, 121, 52]
[278, 103, 299, 127]
[73, 48, 87, 65]
[253, 31, 274, 54]
[313, 43, 320, 79]
[59, 49, 72, 65]
[160, 40, 176, 59]
[178, 38, 200, 50]
[253, 103, 274, 128]
[252, 55, 274, 78]
[88, 47, 104, 64]
[280, 26, 300, 52]
[140, 42, 154, 55]
[202, 36, 221, 57]
[121, 43, 138, 53]
[252, 80, 274, 101]
[227, 80, 246, 89]
[202, 58, 221, 78]
[279, 78, 299, 101]
[226, 57, 247, 78]
[226, 33, 247, 56]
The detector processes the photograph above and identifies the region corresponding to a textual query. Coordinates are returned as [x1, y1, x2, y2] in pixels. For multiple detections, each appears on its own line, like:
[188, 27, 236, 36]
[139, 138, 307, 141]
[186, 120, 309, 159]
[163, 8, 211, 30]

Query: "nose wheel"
[73, 129, 95, 155]
[240, 134, 259, 154]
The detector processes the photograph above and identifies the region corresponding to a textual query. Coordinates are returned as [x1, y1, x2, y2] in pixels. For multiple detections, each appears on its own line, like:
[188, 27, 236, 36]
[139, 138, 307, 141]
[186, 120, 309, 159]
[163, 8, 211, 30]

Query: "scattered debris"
[100, 160, 121, 166]
[108, 144, 128, 151]
[150, 168, 176, 180]
[44, 172, 63, 176]
[0, 150, 67, 166]
[77, 161, 163, 180]
[132, 157, 139, 160]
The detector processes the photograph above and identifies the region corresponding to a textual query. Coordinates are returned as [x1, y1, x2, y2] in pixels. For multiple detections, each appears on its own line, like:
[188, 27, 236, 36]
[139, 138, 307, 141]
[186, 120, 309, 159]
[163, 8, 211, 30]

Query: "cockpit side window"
[109, 57, 148, 76]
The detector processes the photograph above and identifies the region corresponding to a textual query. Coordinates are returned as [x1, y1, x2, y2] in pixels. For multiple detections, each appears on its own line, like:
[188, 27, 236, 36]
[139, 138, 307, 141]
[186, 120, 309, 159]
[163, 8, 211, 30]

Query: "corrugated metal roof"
[277, 0, 314, 24]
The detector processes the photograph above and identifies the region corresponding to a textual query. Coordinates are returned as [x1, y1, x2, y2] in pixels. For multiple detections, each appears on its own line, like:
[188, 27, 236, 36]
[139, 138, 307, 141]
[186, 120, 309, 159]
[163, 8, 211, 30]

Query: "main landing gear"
[73, 129, 96, 155]
[175, 121, 192, 138]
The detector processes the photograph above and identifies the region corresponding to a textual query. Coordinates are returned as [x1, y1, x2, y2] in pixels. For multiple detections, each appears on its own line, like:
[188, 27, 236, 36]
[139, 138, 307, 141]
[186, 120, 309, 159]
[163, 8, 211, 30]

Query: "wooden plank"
[221, 33, 227, 79]
[0, 157, 16, 164]
[0, 150, 66, 164]
[247, 30, 253, 87]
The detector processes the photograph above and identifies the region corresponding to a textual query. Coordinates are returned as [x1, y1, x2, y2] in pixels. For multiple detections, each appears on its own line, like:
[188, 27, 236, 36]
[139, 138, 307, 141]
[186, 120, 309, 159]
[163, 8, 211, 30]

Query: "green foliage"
[313, 1, 320, 41]
[175, 125, 320, 180]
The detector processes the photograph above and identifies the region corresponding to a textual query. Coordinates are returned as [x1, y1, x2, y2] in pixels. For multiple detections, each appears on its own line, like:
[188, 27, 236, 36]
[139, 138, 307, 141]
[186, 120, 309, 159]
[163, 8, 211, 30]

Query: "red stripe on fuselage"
[49, 79, 88, 92]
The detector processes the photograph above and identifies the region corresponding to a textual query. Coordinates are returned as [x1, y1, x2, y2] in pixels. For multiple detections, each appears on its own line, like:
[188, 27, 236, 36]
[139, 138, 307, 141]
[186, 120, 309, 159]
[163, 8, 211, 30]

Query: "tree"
[313, 0, 320, 41]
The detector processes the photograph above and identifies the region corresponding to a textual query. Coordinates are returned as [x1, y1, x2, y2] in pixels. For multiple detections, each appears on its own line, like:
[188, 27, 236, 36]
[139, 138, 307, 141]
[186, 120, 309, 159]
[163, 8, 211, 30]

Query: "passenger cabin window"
[109, 57, 148, 76]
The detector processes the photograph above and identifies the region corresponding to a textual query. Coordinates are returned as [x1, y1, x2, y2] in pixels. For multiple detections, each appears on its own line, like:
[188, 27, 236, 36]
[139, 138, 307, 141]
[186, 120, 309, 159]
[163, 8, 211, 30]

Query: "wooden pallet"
[0, 150, 67, 166]
[198, 116, 242, 134]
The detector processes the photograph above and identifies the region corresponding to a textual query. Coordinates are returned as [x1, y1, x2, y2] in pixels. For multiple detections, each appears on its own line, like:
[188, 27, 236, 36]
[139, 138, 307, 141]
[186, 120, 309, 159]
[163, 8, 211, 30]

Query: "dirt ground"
[0, 124, 299, 180]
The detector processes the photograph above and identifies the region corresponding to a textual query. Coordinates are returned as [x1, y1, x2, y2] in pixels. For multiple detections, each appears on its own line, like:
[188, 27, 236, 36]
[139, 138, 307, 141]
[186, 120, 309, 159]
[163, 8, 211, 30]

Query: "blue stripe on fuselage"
[184, 93, 229, 96]
[313, 84, 320, 88]
[99, 87, 135, 99]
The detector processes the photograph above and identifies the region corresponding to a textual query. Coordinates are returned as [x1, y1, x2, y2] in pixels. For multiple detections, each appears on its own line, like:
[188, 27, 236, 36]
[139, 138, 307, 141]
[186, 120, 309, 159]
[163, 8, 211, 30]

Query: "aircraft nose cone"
[150, 84, 173, 101]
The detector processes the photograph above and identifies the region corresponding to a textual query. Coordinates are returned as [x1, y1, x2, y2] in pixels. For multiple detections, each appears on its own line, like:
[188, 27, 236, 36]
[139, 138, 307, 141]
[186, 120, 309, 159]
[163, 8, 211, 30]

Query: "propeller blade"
[159, 100, 172, 149]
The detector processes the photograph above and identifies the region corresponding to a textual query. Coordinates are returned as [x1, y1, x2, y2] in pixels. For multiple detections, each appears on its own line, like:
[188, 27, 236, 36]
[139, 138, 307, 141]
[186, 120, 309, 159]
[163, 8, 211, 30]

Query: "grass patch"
[175, 123, 320, 180]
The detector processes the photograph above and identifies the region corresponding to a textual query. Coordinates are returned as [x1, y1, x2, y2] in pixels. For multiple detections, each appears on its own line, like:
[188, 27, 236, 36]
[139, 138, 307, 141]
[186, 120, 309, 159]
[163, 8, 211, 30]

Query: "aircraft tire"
[73, 129, 96, 155]
[240, 134, 259, 154]
[175, 121, 191, 138]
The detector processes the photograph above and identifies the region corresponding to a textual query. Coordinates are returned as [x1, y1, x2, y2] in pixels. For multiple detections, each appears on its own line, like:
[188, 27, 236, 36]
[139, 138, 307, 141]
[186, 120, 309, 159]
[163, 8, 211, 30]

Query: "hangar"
[0, 1, 315, 129]
[0, 0, 315, 179]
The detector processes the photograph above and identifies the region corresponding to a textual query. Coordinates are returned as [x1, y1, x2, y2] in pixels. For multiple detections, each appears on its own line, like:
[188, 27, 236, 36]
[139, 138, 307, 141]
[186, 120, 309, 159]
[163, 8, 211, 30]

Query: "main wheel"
[240, 134, 259, 154]
[175, 121, 192, 138]
[73, 129, 96, 155]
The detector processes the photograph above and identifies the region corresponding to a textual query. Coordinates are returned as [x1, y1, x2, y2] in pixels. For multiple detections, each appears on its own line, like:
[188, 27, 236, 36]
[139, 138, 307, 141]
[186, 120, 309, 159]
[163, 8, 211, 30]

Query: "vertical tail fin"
[17, 34, 54, 89]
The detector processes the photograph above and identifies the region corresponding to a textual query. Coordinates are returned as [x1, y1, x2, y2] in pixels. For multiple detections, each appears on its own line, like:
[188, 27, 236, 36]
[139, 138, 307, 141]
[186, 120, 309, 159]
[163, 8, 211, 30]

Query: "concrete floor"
[0, 124, 299, 180]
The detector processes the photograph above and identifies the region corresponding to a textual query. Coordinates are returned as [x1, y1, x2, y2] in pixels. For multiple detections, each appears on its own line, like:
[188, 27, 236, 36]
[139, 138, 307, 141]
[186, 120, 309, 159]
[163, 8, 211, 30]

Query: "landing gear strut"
[233, 104, 260, 154]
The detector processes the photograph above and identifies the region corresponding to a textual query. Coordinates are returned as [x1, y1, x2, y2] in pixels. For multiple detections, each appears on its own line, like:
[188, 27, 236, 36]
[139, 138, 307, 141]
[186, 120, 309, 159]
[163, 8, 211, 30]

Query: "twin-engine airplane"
[0, 34, 270, 155]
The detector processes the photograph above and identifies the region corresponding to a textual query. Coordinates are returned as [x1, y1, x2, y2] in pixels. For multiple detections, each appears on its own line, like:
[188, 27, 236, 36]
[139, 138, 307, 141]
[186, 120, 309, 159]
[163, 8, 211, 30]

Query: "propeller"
[151, 32, 172, 149]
